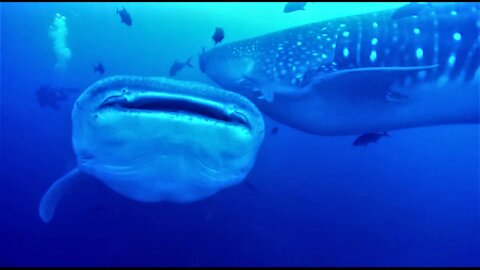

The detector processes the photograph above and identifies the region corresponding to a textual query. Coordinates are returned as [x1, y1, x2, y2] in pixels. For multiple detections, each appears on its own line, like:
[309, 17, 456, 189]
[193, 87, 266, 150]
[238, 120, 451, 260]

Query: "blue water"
[1, 2, 479, 267]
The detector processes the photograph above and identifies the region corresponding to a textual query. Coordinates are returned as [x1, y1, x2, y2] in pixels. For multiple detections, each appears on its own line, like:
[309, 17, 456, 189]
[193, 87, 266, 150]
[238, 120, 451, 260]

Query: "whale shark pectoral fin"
[306, 65, 438, 101]
[39, 167, 83, 223]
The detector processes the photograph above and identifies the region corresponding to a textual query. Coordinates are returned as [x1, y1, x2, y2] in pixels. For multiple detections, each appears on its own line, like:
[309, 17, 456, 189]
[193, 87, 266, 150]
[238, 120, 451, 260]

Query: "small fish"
[271, 127, 279, 134]
[284, 2, 307, 13]
[243, 180, 260, 194]
[93, 61, 105, 75]
[212, 27, 224, 45]
[353, 132, 390, 147]
[391, 2, 433, 20]
[117, 7, 132, 26]
[169, 57, 194, 76]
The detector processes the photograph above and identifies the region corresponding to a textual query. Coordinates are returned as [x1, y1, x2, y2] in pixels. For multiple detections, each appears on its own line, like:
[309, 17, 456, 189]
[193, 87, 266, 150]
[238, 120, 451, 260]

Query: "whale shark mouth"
[99, 92, 251, 129]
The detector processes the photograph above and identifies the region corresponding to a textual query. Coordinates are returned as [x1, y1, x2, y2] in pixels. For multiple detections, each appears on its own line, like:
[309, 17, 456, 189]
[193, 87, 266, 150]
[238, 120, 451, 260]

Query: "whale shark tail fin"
[39, 167, 83, 223]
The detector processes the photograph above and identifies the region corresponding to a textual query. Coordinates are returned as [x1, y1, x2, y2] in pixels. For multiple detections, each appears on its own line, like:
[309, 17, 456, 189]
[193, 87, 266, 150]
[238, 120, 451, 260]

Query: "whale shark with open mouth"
[200, 2, 479, 135]
[38, 76, 265, 223]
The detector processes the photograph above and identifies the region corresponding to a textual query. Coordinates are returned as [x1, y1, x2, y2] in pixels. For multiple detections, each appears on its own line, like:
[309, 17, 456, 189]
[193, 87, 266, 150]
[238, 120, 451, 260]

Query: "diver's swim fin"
[38, 167, 83, 223]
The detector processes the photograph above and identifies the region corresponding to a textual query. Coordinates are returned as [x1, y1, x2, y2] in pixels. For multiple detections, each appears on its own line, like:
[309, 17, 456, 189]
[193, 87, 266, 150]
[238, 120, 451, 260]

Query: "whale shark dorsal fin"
[39, 167, 83, 223]
[305, 65, 439, 101]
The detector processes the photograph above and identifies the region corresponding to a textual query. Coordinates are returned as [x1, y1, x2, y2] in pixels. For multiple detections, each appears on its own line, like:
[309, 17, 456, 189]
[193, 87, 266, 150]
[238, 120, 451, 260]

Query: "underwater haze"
[1, 2, 479, 267]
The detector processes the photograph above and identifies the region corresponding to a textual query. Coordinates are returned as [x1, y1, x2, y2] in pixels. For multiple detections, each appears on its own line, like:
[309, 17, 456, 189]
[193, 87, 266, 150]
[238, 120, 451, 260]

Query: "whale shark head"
[39, 76, 265, 223]
[71, 76, 265, 203]
[200, 45, 262, 95]
[199, 28, 337, 103]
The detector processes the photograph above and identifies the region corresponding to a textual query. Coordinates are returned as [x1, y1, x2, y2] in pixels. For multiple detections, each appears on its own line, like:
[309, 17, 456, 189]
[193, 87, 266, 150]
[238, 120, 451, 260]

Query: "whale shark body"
[200, 2, 480, 135]
[39, 76, 265, 223]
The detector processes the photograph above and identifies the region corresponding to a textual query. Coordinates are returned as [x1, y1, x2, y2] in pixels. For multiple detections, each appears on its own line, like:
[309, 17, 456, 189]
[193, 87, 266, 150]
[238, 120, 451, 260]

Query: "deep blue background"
[1, 2, 479, 266]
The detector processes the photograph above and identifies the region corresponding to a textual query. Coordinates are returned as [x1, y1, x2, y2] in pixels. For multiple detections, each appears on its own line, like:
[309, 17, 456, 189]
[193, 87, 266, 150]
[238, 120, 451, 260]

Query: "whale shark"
[200, 2, 480, 135]
[39, 76, 265, 223]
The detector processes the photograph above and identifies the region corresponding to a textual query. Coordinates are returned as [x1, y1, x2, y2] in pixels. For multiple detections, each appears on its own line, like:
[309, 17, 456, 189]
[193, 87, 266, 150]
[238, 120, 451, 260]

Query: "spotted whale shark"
[200, 2, 480, 135]
[38, 76, 265, 223]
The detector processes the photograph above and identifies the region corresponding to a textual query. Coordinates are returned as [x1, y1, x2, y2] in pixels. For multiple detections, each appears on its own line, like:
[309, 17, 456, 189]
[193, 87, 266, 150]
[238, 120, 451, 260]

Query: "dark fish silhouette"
[284, 2, 307, 13]
[212, 27, 224, 45]
[271, 127, 279, 134]
[169, 57, 194, 76]
[243, 180, 260, 194]
[93, 61, 105, 75]
[117, 7, 132, 26]
[353, 132, 390, 147]
[35, 84, 69, 111]
[391, 2, 433, 20]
